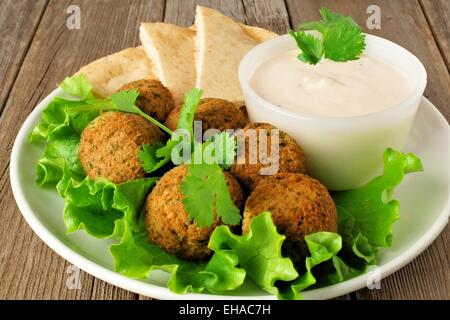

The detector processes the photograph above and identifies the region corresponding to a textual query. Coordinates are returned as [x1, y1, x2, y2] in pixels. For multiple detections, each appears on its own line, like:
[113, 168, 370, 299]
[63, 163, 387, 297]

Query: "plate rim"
[9, 88, 450, 300]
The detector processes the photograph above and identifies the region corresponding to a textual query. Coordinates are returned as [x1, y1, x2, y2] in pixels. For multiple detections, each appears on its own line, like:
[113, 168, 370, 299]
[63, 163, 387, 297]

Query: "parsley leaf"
[192, 131, 236, 169]
[290, 7, 365, 64]
[138, 143, 165, 173]
[288, 31, 324, 65]
[138, 89, 204, 174]
[322, 20, 365, 61]
[69, 89, 173, 135]
[177, 88, 203, 138]
[110, 90, 140, 111]
[181, 164, 241, 227]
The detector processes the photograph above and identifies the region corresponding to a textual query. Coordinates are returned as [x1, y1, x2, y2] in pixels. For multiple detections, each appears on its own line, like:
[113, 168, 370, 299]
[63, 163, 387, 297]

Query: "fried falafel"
[243, 173, 337, 264]
[145, 165, 244, 260]
[118, 79, 175, 122]
[230, 123, 306, 190]
[78, 111, 165, 184]
[165, 98, 248, 132]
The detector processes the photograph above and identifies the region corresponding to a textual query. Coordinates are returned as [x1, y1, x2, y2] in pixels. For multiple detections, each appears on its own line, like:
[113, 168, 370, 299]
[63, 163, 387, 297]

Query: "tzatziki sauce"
[249, 50, 412, 117]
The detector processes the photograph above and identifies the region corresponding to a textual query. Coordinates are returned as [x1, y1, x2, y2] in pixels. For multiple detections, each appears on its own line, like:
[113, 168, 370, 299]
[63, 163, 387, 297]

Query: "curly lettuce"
[110, 219, 246, 294]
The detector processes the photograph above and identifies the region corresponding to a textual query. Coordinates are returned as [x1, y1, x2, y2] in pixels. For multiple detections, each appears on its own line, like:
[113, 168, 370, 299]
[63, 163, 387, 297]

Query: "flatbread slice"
[192, 22, 278, 42]
[240, 24, 278, 42]
[140, 23, 196, 104]
[195, 6, 258, 101]
[77, 46, 155, 98]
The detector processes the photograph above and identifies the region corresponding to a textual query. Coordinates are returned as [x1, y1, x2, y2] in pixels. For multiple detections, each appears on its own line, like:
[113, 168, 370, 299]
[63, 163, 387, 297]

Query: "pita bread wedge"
[140, 23, 196, 104]
[195, 6, 258, 101]
[77, 46, 155, 98]
[240, 24, 278, 42]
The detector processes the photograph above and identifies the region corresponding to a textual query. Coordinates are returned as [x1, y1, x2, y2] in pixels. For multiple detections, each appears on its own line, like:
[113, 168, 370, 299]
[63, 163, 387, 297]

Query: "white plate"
[10, 89, 450, 300]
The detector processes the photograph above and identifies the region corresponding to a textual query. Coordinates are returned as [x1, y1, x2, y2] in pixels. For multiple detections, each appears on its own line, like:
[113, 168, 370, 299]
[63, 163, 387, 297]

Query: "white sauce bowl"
[239, 34, 427, 190]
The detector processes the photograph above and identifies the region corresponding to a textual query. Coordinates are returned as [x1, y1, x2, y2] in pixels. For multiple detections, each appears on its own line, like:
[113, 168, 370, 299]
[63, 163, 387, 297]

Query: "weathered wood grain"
[164, 0, 246, 26]
[420, 0, 450, 70]
[0, 0, 164, 300]
[285, 0, 450, 120]
[164, 0, 290, 33]
[0, 0, 48, 115]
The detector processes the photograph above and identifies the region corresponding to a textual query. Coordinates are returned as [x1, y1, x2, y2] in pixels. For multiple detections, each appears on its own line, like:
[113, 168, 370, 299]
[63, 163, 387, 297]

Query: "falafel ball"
[243, 173, 337, 264]
[145, 165, 244, 260]
[118, 79, 175, 122]
[78, 111, 165, 184]
[165, 98, 248, 132]
[230, 123, 306, 190]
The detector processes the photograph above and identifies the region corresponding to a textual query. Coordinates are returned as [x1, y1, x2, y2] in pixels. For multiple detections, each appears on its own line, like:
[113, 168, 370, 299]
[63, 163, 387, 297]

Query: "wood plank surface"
[0, 0, 48, 115]
[420, 0, 450, 70]
[0, 0, 448, 300]
[0, 0, 165, 300]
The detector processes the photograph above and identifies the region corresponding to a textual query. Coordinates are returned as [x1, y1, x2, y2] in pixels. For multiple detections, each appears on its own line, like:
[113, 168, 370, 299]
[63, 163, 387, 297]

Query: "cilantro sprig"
[289, 7, 366, 65]
[138, 88, 203, 173]
[181, 164, 241, 227]
[138, 88, 241, 227]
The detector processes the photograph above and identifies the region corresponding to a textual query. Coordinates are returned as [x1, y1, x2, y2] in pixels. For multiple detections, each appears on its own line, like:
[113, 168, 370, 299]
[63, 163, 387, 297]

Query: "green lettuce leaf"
[59, 74, 94, 100]
[30, 79, 99, 186]
[278, 232, 342, 300]
[110, 219, 245, 294]
[58, 174, 157, 238]
[333, 148, 423, 248]
[209, 212, 299, 294]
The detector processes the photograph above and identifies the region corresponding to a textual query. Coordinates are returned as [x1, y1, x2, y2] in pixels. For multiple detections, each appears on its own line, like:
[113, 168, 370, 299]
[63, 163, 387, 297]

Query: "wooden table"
[0, 0, 448, 300]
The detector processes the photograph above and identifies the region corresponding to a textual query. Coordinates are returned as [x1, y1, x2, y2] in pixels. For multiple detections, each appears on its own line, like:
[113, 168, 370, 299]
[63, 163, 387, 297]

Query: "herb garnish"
[289, 7, 366, 65]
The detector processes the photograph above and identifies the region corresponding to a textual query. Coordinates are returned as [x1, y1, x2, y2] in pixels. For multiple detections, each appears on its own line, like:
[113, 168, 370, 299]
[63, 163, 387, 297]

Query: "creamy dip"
[249, 50, 412, 117]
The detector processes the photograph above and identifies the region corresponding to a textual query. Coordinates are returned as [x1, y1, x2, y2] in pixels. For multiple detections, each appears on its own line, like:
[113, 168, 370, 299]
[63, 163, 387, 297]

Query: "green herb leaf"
[181, 164, 241, 227]
[109, 90, 140, 111]
[292, 7, 365, 64]
[138, 143, 166, 174]
[192, 131, 236, 169]
[176, 88, 203, 137]
[288, 30, 324, 65]
[322, 20, 365, 61]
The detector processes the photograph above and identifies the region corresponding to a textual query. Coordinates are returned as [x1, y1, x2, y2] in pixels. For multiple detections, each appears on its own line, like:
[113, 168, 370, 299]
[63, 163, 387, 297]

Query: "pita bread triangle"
[194, 6, 258, 101]
[240, 24, 278, 42]
[140, 22, 196, 104]
[77, 46, 155, 98]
